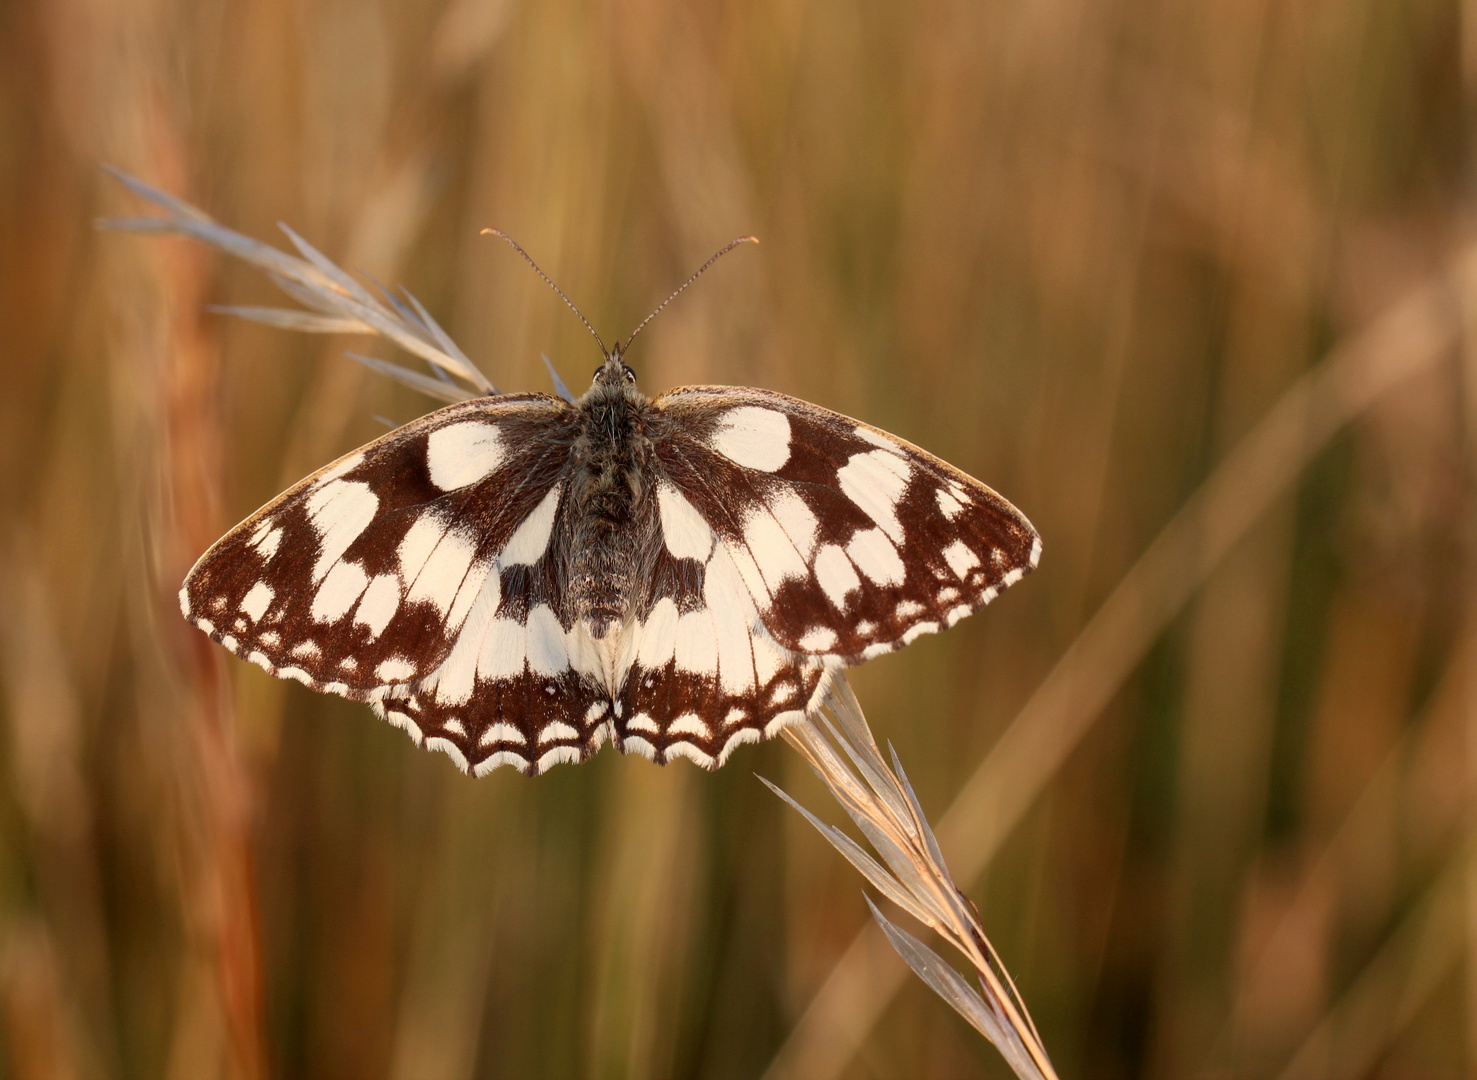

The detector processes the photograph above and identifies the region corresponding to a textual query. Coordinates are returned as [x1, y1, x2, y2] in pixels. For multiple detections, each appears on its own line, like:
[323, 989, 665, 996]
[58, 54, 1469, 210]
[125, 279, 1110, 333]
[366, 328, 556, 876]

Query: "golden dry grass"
[1, 0, 1472, 1077]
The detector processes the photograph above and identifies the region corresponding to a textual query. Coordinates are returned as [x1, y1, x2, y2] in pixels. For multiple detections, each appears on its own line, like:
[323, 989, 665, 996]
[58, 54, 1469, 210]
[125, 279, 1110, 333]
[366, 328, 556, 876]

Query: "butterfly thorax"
[565, 355, 659, 639]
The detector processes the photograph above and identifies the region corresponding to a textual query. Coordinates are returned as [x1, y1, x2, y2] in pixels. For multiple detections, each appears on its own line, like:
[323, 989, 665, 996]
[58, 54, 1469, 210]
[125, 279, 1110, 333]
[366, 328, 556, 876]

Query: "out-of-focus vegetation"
[0, 0, 1470, 1077]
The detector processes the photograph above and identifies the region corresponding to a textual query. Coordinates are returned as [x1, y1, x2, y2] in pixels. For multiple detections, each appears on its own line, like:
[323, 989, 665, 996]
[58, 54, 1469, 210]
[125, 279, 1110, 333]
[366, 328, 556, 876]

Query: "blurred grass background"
[0, 0, 1471, 1077]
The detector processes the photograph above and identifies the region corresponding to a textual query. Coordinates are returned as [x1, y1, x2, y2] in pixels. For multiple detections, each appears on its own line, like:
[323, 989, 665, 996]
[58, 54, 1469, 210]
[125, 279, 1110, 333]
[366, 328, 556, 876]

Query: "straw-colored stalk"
[100, 167, 493, 403]
[765, 246, 1472, 1080]
[766, 676, 1058, 1080]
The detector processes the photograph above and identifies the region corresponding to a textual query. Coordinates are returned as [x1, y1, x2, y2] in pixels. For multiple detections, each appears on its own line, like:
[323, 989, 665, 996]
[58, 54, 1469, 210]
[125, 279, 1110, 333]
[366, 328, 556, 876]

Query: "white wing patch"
[306, 480, 379, 582]
[398, 516, 444, 584]
[766, 488, 819, 558]
[798, 626, 838, 651]
[709, 406, 791, 471]
[636, 598, 680, 667]
[813, 543, 862, 608]
[376, 656, 416, 681]
[481, 722, 526, 746]
[658, 482, 713, 561]
[249, 520, 284, 560]
[353, 574, 400, 638]
[743, 510, 810, 593]
[312, 562, 370, 624]
[837, 448, 910, 541]
[429, 567, 502, 705]
[426, 420, 506, 491]
[404, 524, 477, 615]
[240, 582, 274, 622]
[675, 608, 719, 675]
[538, 721, 580, 743]
[668, 713, 709, 738]
[942, 539, 980, 578]
[846, 527, 905, 587]
[502, 482, 563, 565]
[525, 604, 570, 676]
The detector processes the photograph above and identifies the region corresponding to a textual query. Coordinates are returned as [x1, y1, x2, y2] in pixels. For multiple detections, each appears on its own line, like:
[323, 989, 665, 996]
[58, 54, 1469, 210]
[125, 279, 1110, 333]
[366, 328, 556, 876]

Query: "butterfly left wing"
[645, 386, 1041, 665]
[180, 392, 623, 775]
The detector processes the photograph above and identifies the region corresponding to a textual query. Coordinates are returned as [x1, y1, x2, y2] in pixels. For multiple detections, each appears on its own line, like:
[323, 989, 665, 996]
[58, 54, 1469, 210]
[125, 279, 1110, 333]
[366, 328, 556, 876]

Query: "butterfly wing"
[598, 385, 1039, 770]
[646, 386, 1041, 663]
[181, 392, 615, 775]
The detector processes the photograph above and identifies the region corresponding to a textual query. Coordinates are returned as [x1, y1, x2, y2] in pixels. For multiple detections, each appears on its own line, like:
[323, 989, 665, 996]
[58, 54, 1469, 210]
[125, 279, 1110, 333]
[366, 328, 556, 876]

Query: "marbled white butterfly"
[181, 239, 1041, 777]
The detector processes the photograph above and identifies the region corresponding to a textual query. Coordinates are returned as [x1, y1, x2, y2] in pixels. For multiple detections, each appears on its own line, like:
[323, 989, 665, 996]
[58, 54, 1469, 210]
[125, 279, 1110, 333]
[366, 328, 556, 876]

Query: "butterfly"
[180, 237, 1041, 777]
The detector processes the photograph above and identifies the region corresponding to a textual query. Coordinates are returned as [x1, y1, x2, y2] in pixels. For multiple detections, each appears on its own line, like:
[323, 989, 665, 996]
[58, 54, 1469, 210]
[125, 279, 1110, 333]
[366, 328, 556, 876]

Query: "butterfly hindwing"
[607, 538, 829, 769]
[368, 491, 617, 778]
[647, 386, 1041, 663]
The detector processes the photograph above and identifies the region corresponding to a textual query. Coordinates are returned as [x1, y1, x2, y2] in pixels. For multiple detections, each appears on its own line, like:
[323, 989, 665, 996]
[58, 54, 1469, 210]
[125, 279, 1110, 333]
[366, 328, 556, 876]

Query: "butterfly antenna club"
[622, 236, 758, 353]
[482, 228, 610, 357]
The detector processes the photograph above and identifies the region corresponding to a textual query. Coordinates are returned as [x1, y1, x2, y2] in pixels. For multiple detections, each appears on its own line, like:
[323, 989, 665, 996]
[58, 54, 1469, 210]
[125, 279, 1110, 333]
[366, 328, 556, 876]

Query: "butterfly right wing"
[601, 386, 1040, 770]
[181, 392, 612, 773]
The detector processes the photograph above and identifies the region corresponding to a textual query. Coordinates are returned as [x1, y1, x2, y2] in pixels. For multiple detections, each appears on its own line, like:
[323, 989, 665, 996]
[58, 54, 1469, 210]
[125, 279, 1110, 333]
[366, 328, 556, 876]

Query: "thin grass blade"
[816, 713, 913, 831]
[104, 169, 493, 396]
[843, 813, 950, 930]
[824, 674, 883, 756]
[265, 272, 351, 316]
[542, 355, 575, 402]
[100, 164, 214, 222]
[818, 684, 913, 825]
[105, 212, 309, 283]
[401, 288, 485, 384]
[359, 279, 460, 388]
[782, 721, 875, 810]
[758, 778, 937, 926]
[345, 353, 477, 403]
[888, 744, 951, 879]
[865, 900, 1046, 1080]
[277, 222, 382, 309]
[208, 306, 368, 334]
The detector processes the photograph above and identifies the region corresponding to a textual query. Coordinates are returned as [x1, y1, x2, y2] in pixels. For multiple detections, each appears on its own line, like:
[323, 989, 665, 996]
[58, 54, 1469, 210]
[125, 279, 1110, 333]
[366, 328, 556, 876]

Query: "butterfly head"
[591, 346, 638, 389]
[581, 345, 645, 411]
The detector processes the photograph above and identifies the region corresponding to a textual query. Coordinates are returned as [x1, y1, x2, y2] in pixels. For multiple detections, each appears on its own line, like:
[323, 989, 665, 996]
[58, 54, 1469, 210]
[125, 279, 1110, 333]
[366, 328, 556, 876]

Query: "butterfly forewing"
[647, 387, 1041, 663]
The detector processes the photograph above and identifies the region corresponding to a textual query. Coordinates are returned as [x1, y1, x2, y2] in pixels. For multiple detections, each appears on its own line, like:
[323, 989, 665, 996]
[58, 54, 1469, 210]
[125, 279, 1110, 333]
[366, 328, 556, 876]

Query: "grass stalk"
[765, 676, 1059, 1080]
[100, 168, 493, 402]
[763, 249, 1471, 1080]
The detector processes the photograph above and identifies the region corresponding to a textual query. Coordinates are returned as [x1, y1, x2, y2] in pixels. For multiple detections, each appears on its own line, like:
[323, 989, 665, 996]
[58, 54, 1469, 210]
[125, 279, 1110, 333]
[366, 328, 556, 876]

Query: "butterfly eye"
[593, 364, 605, 381]
[622, 365, 637, 384]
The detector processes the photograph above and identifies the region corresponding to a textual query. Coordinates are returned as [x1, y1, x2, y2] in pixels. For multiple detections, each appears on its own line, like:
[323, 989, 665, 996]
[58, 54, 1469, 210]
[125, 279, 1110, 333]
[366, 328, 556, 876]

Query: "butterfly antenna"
[481, 229, 609, 356]
[622, 236, 758, 352]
